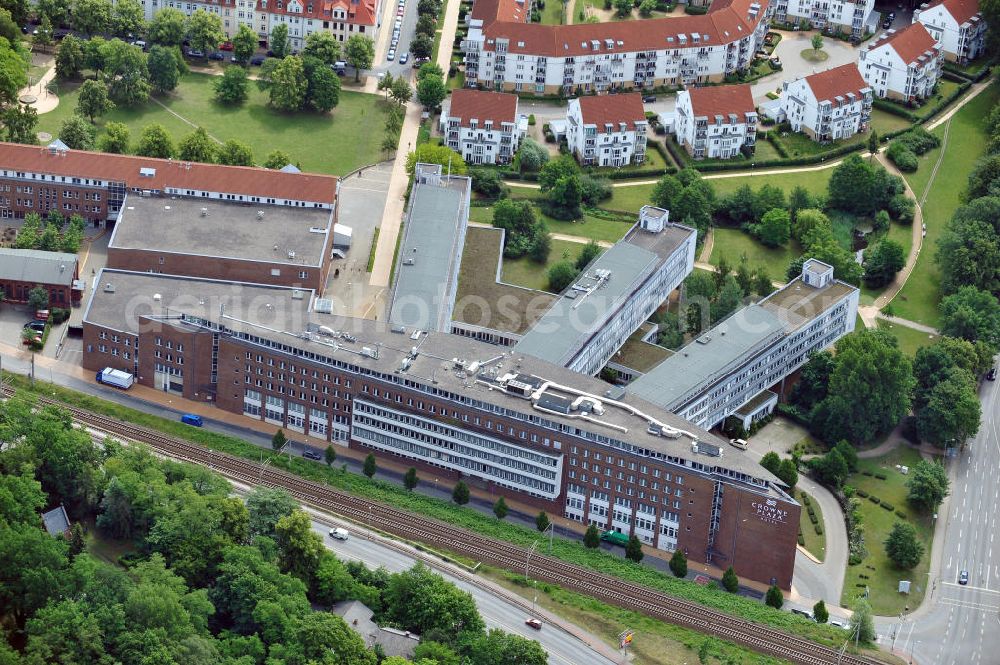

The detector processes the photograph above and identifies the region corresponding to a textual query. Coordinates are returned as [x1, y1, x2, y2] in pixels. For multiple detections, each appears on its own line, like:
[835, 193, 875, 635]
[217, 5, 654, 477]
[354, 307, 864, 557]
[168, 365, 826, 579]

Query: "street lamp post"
[526, 540, 538, 582]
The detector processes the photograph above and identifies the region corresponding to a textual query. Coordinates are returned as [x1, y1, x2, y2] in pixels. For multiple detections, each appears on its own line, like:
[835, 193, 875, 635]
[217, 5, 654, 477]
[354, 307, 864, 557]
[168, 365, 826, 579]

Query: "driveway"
[751, 29, 861, 101]
[749, 417, 850, 605]
[325, 162, 392, 319]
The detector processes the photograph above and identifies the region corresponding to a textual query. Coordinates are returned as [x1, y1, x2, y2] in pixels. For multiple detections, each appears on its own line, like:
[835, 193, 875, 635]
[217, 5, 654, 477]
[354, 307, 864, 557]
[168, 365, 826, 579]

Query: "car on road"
[987, 367, 997, 381]
[208, 51, 225, 60]
[642, 95, 656, 103]
[525, 618, 542, 630]
[329, 527, 350, 540]
[387, 49, 395, 60]
[399, 52, 409, 64]
[302, 449, 322, 461]
[959, 570, 969, 585]
[180, 414, 204, 427]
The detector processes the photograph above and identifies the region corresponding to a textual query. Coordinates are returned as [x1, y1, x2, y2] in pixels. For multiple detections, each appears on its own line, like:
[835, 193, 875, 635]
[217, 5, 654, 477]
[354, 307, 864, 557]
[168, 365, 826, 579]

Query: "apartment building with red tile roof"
[780, 63, 873, 142]
[462, 0, 771, 94]
[860, 22, 943, 101]
[566, 93, 648, 166]
[675, 84, 758, 159]
[913, 0, 986, 63]
[441, 90, 527, 164]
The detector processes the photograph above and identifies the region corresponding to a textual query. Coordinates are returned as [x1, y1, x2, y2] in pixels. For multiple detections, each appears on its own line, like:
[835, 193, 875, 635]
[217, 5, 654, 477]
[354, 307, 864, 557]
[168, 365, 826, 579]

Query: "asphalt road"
[876, 367, 1000, 665]
[300, 510, 618, 665]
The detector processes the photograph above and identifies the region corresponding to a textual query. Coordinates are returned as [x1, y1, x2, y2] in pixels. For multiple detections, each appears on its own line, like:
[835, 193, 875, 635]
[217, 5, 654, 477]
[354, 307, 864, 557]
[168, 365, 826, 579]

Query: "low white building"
[860, 22, 943, 102]
[630, 259, 860, 430]
[440, 89, 527, 165]
[913, 0, 987, 64]
[780, 63, 873, 142]
[566, 93, 647, 167]
[675, 83, 758, 160]
[772, 0, 875, 39]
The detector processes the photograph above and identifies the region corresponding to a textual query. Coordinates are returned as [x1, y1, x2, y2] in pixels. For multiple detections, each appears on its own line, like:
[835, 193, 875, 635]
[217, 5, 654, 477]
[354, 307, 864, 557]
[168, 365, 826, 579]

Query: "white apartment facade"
[780, 63, 872, 142]
[462, 0, 771, 94]
[137, 0, 379, 46]
[772, 0, 874, 39]
[912, 0, 987, 64]
[566, 93, 648, 167]
[630, 260, 860, 430]
[859, 22, 943, 101]
[441, 89, 527, 165]
[675, 83, 758, 159]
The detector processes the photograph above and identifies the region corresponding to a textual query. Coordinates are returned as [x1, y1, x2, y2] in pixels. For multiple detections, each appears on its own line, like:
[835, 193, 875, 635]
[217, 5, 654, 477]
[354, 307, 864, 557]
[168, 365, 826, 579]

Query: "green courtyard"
[39, 72, 395, 175]
[841, 447, 936, 616]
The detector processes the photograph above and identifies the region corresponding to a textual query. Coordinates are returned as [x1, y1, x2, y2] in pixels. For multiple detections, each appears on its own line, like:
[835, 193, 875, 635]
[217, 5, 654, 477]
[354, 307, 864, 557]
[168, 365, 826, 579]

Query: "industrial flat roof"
[514, 224, 693, 367]
[760, 277, 857, 331]
[629, 304, 787, 410]
[83, 269, 783, 488]
[109, 195, 333, 266]
[388, 175, 470, 331]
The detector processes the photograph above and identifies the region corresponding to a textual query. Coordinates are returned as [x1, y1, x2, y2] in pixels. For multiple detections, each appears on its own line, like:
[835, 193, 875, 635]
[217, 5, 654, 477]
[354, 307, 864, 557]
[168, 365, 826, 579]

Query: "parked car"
[208, 51, 224, 60]
[220, 41, 234, 50]
[302, 449, 322, 460]
[25, 320, 46, 333]
[387, 49, 395, 60]
[988, 367, 997, 381]
[250, 54, 266, 65]
[959, 570, 969, 585]
[829, 620, 849, 630]
[642, 95, 656, 103]
[399, 52, 409, 64]
[180, 413, 204, 427]
[186, 49, 205, 58]
[791, 608, 814, 620]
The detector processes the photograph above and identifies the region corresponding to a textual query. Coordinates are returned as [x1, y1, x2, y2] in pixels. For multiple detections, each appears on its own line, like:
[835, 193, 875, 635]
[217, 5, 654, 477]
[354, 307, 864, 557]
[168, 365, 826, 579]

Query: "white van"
[329, 527, 350, 541]
[729, 438, 748, 450]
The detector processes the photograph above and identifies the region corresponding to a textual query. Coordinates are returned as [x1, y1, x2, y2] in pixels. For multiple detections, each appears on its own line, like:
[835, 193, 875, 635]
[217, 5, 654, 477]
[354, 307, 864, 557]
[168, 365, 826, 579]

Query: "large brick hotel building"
[0, 143, 799, 588]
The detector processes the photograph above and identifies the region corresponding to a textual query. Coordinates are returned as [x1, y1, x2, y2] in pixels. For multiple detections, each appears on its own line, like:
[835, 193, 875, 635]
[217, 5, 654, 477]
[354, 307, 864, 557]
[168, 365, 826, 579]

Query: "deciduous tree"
[232, 23, 257, 64]
[217, 139, 253, 166]
[98, 121, 130, 153]
[214, 64, 249, 104]
[59, 114, 96, 149]
[148, 7, 186, 45]
[303, 31, 341, 64]
[452, 480, 469, 505]
[135, 122, 174, 157]
[147, 44, 181, 94]
[907, 459, 949, 511]
[344, 34, 374, 81]
[2, 103, 38, 144]
[186, 9, 225, 55]
[270, 23, 290, 58]
[885, 521, 923, 569]
[56, 34, 84, 79]
[178, 126, 216, 163]
[72, 0, 112, 36]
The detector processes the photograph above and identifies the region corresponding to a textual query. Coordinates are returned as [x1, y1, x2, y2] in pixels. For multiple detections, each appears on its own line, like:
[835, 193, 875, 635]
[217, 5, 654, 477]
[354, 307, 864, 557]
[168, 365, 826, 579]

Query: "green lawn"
[798, 490, 827, 563]
[841, 447, 936, 615]
[537, 0, 566, 24]
[708, 227, 800, 281]
[900, 126, 946, 201]
[39, 72, 394, 175]
[860, 220, 915, 304]
[891, 81, 1000, 326]
[707, 167, 834, 197]
[502, 239, 587, 290]
[604, 183, 655, 212]
[472, 200, 633, 244]
[876, 320, 939, 357]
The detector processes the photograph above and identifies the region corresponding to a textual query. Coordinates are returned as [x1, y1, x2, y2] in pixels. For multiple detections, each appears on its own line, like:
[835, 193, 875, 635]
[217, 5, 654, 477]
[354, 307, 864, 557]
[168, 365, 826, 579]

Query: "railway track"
[15, 388, 883, 665]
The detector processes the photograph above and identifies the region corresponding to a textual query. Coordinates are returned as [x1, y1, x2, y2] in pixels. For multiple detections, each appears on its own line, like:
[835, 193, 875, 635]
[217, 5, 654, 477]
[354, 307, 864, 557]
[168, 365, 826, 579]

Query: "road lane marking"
[942, 581, 1000, 594]
[939, 598, 1000, 612]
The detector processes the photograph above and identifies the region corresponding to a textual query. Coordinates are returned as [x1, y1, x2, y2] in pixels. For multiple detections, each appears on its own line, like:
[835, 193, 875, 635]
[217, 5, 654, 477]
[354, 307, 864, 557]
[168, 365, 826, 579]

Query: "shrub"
[862, 470, 874, 476]
[809, 512, 819, 525]
[528, 113, 536, 126]
[886, 141, 918, 172]
[881, 502, 895, 511]
[856, 489, 869, 498]
[897, 126, 941, 155]
[800, 493, 812, 507]
[868, 496, 880, 505]
[814, 524, 823, 535]
[874, 472, 888, 480]
[896, 510, 907, 519]
[798, 533, 806, 546]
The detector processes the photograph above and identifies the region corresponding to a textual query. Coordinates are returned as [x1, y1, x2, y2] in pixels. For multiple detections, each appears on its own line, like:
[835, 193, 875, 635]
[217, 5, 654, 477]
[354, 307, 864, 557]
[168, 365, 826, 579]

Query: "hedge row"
[814, 524, 823, 536]
[868, 495, 881, 505]
[874, 471, 888, 480]
[880, 502, 895, 512]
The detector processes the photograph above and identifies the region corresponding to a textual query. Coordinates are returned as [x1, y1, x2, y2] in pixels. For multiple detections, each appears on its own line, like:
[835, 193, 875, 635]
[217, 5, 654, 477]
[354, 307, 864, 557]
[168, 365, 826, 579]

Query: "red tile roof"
[479, 0, 767, 55]
[804, 63, 870, 103]
[256, 0, 377, 27]
[448, 89, 519, 127]
[576, 93, 646, 130]
[0, 143, 338, 204]
[685, 83, 756, 119]
[869, 22, 940, 65]
[470, 0, 529, 24]
[923, 0, 981, 25]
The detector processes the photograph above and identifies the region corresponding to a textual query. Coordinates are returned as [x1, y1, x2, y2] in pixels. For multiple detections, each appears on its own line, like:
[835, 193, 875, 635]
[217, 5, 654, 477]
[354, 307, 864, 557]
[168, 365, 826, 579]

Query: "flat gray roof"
[388, 175, 469, 331]
[760, 277, 857, 331]
[0, 248, 77, 285]
[514, 224, 692, 367]
[629, 304, 787, 410]
[109, 196, 332, 266]
[83, 269, 781, 487]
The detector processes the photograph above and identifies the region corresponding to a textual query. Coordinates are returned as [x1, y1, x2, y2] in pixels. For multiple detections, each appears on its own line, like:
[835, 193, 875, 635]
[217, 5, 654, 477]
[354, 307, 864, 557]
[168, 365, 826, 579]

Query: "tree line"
[0, 395, 547, 665]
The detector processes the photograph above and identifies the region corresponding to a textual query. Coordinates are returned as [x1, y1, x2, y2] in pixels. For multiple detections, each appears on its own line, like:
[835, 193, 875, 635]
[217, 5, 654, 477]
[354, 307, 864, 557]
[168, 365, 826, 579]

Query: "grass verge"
[841, 447, 935, 615]
[875, 320, 938, 357]
[366, 227, 380, 272]
[708, 227, 801, 281]
[485, 567, 791, 665]
[797, 489, 826, 563]
[5, 371, 853, 650]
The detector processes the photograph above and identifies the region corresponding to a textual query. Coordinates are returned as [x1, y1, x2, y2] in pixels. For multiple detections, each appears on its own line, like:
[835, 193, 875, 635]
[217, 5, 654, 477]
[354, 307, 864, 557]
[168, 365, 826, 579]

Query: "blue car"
[180, 413, 204, 427]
